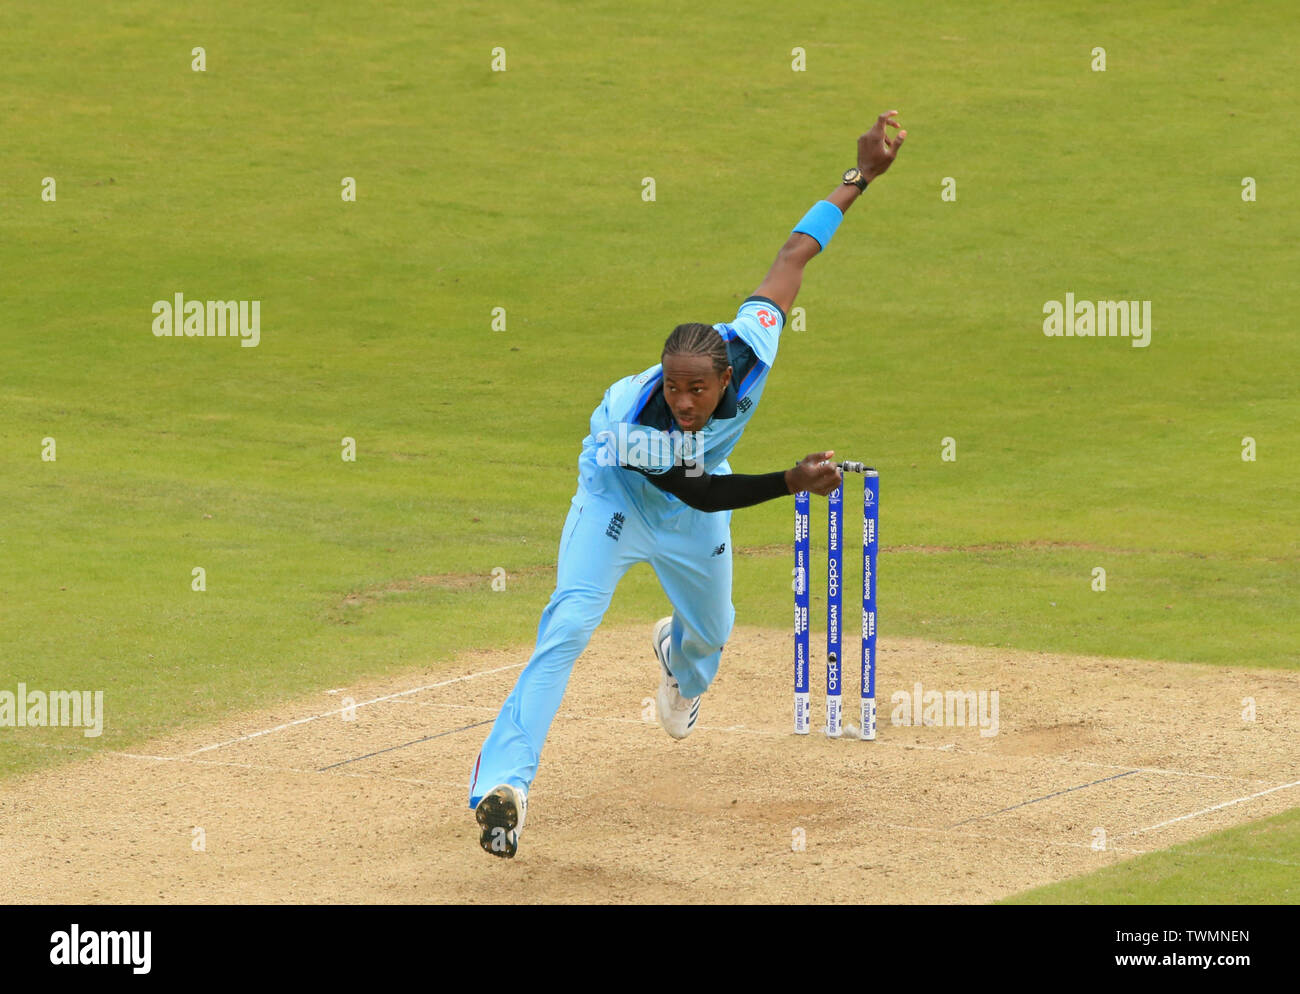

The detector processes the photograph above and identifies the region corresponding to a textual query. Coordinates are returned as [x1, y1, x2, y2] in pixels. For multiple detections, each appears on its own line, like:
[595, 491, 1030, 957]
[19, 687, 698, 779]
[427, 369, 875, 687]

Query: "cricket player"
[471, 111, 907, 858]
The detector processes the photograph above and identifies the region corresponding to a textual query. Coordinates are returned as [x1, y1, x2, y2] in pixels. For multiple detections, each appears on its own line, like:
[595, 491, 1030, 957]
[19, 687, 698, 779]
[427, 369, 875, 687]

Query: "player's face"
[661, 354, 733, 432]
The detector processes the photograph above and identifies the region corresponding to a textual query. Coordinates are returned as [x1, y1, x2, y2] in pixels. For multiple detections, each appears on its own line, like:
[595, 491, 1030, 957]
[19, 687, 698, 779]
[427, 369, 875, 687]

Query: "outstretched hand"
[785, 450, 843, 496]
[858, 110, 907, 181]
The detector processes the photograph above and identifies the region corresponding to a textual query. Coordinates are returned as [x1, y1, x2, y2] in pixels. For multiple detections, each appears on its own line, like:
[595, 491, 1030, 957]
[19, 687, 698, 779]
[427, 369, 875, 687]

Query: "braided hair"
[662, 323, 729, 374]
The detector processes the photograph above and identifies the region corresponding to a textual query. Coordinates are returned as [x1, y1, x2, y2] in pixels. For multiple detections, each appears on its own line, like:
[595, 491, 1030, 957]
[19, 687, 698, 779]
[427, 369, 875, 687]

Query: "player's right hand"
[786, 451, 843, 496]
[858, 110, 906, 181]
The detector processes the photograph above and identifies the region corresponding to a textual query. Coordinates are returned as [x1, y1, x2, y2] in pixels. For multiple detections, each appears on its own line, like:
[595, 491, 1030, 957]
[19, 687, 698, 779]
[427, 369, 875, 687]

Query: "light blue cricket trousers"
[468, 483, 734, 806]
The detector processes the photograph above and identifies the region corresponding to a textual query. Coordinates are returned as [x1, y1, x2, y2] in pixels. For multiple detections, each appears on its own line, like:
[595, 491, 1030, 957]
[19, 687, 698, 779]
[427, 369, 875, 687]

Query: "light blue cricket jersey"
[576, 295, 787, 523]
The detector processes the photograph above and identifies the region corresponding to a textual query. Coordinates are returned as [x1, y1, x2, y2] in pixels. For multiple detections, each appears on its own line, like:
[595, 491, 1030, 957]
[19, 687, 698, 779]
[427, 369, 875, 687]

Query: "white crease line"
[10, 743, 1299, 873]
[17, 743, 475, 790]
[878, 823, 1300, 867]
[363, 698, 767, 733]
[186, 661, 526, 756]
[882, 821, 1150, 855]
[1039, 757, 1263, 783]
[17, 696, 1279, 784]
[232, 680, 1282, 786]
[13, 741, 1296, 836]
[10, 744, 588, 798]
[327, 700, 1286, 782]
[1119, 778, 1300, 838]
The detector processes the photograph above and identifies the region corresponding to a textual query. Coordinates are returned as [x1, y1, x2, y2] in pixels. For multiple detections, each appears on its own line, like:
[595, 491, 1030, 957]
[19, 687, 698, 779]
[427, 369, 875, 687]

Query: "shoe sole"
[476, 787, 520, 859]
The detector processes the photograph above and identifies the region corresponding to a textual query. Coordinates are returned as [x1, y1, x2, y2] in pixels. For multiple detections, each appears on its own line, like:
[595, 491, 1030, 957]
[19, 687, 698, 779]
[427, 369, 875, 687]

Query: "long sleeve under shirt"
[629, 462, 790, 512]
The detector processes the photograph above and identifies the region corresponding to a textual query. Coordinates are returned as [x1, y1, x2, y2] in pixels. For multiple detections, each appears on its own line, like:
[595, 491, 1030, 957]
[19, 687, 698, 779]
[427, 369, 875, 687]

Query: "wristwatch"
[842, 167, 868, 192]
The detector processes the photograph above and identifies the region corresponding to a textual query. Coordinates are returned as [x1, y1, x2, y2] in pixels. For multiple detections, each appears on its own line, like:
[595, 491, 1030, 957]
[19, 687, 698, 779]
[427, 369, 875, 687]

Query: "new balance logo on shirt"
[711, 543, 726, 557]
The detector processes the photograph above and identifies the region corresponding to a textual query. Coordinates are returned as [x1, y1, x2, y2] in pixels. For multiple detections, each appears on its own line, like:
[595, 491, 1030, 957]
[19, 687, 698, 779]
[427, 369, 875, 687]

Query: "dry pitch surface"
[3, 626, 1297, 903]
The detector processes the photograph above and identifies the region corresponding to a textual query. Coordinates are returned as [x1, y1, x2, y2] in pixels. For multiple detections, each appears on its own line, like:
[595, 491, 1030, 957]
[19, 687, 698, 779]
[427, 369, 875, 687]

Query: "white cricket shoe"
[475, 783, 527, 859]
[653, 616, 701, 740]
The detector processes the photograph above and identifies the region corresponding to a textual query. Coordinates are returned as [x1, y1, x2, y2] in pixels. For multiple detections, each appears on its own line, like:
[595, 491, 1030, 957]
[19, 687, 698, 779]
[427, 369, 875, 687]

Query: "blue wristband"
[792, 200, 844, 251]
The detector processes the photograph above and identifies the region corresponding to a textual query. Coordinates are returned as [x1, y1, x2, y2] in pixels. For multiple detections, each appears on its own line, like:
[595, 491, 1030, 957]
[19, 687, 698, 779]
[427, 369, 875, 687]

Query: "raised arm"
[753, 111, 907, 314]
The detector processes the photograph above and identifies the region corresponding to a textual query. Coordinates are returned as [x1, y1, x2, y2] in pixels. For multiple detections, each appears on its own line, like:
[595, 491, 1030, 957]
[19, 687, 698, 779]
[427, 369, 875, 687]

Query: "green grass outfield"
[1003, 807, 1300, 904]
[1, 1, 1296, 902]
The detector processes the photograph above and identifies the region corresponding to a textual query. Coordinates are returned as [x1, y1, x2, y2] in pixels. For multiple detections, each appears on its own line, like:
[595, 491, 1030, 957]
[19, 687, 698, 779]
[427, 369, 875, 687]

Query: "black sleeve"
[630, 462, 790, 512]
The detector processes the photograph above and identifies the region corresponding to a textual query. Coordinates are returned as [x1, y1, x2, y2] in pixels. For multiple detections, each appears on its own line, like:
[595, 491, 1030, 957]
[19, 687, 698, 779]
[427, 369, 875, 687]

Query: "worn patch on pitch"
[1, 628, 1296, 903]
